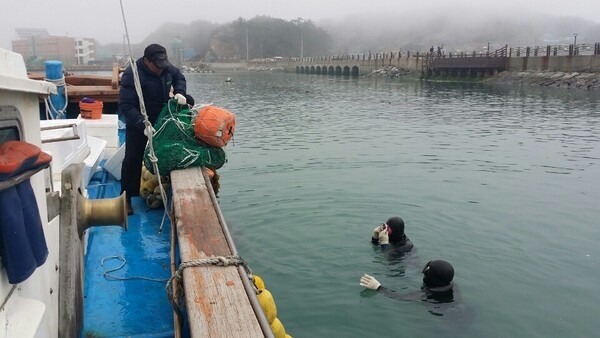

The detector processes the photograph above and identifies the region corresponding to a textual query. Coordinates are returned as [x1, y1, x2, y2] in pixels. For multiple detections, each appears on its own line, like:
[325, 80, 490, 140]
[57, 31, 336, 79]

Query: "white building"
[74, 38, 96, 65]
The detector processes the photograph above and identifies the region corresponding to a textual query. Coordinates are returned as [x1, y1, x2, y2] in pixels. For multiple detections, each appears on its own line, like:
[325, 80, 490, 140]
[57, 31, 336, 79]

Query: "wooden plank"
[28, 73, 113, 86]
[28, 73, 120, 103]
[171, 167, 264, 338]
[65, 85, 119, 103]
[111, 64, 120, 89]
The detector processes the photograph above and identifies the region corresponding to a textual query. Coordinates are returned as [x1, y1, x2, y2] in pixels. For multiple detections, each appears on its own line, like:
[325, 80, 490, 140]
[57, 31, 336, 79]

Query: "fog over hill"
[84, 8, 600, 60]
[319, 12, 600, 54]
[3, 0, 600, 54]
[97, 10, 600, 60]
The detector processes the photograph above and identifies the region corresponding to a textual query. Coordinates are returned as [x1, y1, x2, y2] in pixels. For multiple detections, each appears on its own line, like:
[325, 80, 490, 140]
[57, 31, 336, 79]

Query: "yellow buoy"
[257, 289, 277, 323]
[253, 275, 265, 290]
[141, 166, 153, 180]
[270, 317, 286, 338]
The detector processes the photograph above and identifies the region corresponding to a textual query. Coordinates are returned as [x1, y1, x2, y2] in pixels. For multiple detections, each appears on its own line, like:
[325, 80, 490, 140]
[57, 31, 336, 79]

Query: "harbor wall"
[507, 55, 600, 73]
[278, 57, 422, 76]
[274, 54, 600, 76]
[39, 54, 600, 77]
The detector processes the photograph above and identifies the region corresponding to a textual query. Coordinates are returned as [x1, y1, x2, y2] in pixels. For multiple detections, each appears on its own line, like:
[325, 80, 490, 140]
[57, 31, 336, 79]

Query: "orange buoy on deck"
[193, 105, 236, 147]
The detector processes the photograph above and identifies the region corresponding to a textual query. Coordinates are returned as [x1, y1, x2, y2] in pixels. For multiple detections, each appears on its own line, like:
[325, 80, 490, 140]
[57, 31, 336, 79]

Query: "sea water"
[187, 72, 600, 338]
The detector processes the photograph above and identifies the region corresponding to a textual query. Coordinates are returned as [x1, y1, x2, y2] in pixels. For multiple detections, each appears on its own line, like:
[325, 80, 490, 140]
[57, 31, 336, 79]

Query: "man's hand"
[144, 125, 156, 137]
[372, 223, 386, 240]
[378, 228, 389, 246]
[360, 274, 381, 290]
[174, 93, 187, 105]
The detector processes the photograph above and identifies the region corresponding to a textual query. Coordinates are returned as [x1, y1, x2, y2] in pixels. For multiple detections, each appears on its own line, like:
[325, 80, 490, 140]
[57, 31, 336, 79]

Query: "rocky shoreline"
[483, 71, 600, 90]
[365, 66, 417, 79]
[366, 66, 600, 90]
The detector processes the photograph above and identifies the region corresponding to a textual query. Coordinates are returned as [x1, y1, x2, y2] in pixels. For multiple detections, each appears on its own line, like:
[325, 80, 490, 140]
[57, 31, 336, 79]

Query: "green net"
[143, 100, 227, 175]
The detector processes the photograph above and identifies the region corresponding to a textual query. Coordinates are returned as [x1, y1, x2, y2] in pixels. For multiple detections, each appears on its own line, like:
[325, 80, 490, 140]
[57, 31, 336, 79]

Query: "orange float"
[193, 105, 236, 147]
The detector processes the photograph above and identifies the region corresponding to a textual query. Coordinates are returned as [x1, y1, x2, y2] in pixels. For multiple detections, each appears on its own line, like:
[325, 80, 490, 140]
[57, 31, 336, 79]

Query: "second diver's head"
[422, 260, 454, 290]
[385, 216, 405, 243]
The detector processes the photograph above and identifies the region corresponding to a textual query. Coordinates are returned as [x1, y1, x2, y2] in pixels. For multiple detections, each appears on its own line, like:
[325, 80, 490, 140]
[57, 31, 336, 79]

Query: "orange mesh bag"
[193, 106, 236, 148]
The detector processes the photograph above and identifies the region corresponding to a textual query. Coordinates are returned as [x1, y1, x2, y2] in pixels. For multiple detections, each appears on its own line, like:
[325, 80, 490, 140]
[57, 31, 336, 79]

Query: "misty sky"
[1, 0, 598, 50]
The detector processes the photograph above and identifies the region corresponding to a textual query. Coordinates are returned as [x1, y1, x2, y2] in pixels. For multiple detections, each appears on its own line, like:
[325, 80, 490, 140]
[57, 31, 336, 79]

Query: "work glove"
[378, 228, 389, 246]
[144, 125, 156, 137]
[372, 223, 386, 241]
[360, 274, 381, 290]
[174, 93, 187, 105]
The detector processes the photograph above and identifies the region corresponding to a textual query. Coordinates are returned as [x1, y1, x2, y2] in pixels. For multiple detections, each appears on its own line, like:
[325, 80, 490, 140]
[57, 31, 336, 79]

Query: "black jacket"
[118, 57, 187, 130]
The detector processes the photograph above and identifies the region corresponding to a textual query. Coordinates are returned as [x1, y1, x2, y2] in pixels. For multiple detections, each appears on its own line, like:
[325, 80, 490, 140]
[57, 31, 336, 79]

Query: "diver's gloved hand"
[174, 93, 187, 105]
[371, 223, 387, 244]
[378, 228, 389, 246]
[144, 125, 156, 137]
[360, 274, 381, 290]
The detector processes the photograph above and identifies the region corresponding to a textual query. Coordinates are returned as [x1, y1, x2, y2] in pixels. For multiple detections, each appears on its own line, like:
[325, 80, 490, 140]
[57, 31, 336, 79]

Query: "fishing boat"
[0, 48, 290, 337]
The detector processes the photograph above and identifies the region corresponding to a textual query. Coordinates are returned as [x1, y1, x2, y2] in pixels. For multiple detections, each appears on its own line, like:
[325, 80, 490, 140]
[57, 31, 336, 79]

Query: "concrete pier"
[271, 44, 600, 77]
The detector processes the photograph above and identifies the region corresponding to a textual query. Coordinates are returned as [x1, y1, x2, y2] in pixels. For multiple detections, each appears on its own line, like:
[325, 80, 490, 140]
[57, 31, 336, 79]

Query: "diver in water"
[360, 260, 461, 317]
[371, 216, 414, 253]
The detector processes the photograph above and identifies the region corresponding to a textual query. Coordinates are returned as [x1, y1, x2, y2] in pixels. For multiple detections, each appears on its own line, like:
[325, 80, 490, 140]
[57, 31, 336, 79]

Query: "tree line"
[102, 16, 333, 63]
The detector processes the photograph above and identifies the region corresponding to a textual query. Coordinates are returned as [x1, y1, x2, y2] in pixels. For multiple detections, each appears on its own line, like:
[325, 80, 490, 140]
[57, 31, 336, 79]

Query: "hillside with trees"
[98, 16, 332, 63]
[96, 13, 600, 63]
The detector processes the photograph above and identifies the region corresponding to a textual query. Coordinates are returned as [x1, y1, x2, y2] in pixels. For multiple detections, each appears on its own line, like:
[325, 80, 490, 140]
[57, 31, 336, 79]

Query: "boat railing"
[0, 165, 49, 193]
[40, 123, 82, 143]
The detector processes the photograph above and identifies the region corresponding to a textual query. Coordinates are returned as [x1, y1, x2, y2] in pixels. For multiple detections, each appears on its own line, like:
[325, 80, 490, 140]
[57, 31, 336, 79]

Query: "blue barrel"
[44, 60, 67, 119]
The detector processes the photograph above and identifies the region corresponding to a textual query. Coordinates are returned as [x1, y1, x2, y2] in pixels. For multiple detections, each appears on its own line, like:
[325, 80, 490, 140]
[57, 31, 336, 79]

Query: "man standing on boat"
[119, 43, 187, 215]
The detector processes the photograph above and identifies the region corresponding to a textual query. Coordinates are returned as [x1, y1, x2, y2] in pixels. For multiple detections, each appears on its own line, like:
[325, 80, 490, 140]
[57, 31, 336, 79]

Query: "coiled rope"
[101, 255, 169, 282]
[43, 75, 68, 119]
[119, 0, 171, 232]
[166, 255, 255, 317]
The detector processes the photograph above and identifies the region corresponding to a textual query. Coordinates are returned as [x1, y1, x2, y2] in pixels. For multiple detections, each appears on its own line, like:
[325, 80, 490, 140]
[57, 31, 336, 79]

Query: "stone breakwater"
[365, 66, 416, 78]
[484, 71, 600, 90]
[366, 67, 600, 90]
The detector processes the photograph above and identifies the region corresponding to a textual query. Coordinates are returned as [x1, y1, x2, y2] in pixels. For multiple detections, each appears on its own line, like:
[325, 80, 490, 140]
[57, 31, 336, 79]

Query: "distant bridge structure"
[423, 45, 509, 78]
[281, 51, 423, 77]
[276, 43, 600, 77]
[277, 47, 511, 78]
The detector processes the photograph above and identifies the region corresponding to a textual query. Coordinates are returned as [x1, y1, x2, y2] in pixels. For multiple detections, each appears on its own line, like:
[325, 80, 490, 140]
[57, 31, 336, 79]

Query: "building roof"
[15, 28, 50, 40]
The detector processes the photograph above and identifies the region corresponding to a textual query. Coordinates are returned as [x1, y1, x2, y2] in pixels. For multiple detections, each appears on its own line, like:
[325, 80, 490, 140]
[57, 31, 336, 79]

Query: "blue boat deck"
[81, 168, 177, 337]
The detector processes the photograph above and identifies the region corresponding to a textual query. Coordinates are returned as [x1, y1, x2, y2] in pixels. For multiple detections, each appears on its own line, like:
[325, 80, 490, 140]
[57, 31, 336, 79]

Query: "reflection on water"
[187, 72, 600, 337]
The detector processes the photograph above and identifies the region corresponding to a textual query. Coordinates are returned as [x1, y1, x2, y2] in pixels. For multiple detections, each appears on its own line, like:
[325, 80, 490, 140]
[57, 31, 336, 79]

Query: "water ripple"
[189, 72, 600, 338]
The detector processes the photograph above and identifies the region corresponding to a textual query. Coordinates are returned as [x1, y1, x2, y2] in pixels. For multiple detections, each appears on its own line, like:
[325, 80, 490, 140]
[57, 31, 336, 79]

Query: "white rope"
[119, 0, 171, 232]
[165, 255, 253, 315]
[101, 255, 169, 282]
[43, 76, 68, 119]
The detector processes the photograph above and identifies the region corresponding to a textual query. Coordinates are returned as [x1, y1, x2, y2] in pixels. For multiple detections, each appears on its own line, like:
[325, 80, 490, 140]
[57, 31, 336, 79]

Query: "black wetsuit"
[373, 235, 414, 253]
[377, 283, 465, 318]
[390, 235, 414, 253]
